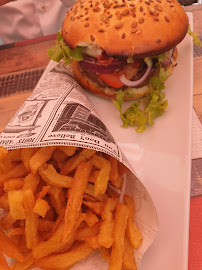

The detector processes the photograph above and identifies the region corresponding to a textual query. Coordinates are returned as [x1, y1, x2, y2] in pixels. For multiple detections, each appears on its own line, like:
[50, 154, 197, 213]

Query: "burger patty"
[80, 61, 158, 90]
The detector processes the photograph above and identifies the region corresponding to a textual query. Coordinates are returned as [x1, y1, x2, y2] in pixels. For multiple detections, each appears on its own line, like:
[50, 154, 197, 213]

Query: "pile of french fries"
[0, 145, 143, 270]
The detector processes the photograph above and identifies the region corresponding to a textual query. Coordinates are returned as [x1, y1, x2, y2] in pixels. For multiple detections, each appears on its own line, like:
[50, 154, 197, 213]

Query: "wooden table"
[0, 4, 202, 269]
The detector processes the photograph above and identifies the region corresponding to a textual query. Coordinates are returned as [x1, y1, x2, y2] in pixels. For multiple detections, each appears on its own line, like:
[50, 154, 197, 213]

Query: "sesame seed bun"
[62, 0, 188, 58]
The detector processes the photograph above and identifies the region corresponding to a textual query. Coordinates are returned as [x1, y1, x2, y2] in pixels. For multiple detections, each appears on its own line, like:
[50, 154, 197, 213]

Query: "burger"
[48, 0, 189, 131]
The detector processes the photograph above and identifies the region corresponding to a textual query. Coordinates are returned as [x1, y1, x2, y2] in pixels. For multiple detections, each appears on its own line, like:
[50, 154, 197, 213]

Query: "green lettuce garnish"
[113, 53, 171, 133]
[187, 24, 202, 47]
[113, 86, 168, 133]
[47, 31, 83, 64]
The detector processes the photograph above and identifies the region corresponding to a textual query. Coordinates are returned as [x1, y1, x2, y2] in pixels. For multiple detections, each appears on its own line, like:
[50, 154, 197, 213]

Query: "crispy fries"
[0, 227, 24, 262]
[0, 249, 11, 270]
[61, 161, 93, 242]
[0, 146, 142, 270]
[39, 163, 73, 188]
[98, 198, 117, 248]
[109, 203, 129, 270]
[124, 195, 143, 249]
[90, 155, 111, 195]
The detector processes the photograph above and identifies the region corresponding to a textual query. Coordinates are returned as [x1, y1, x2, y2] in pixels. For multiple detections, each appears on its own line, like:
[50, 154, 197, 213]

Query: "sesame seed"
[90, 35, 95, 41]
[139, 17, 144, 23]
[145, 1, 150, 4]
[101, 14, 109, 24]
[103, 0, 111, 8]
[154, 17, 159, 21]
[98, 29, 105, 32]
[93, 6, 101, 12]
[132, 22, 137, 28]
[115, 22, 123, 29]
[149, 6, 156, 14]
[121, 9, 130, 16]
[122, 33, 126, 39]
[140, 6, 143, 12]
[164, 16, 169, 22]
[156, 39, 161, 43]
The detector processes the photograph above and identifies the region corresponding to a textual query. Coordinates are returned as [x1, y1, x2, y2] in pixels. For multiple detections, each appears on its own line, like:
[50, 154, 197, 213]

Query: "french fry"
[0, 249, 12, 270]
[7, 149, 22, 162]
[23, 189, 39, 249]
[0, 163, 28, 184]
[0, 185, 4, 196]
[76, 220, 101, 241]
[0, 212, 16, 230]
[11, 252, 35, 270]
[3, 178, 24, 191]
[60, 148, 96, 175]
[57, 146, 78, 156]
[61, 161, 93, 242]
[33, 198, 50, 218]
[8, 190, 26, 219]
[106, 185, 120, 199]
[88, 169, 99, 184]
[0, 227, 24, 262]
[124, 195, 143, 249]
[35, 185, 50, 199]
[109, 202, 129, 270]
[38, 219, 55, 232]
[0, 146, 8, 160]
[83, 201, 104, 216]
[118, 162, 129, 176]
[33, 213, 86, 259]
[7, 228, 25, 238]
[99, 246, 111, 264]
[85, 209, 99, 227]
[22, 173, 40, 194]
[53, 148, 67, 162]
[35, 243, 94, 269]
[21, 147, 39, 172]
[0, 192, 9, 211]
[123, 235, 137, 270]
[39, 163, 73, 188]
[90, 155, 111, 195]
[84, 235, 101, 249]
[85, 183, 108, 202]
[48, 186, 66, 215]
[110, 174, 124, 190]
[108, 156, 119, 183]
[29, 146, 56, 175]
[98, 198, 117, 248]
[83, 193, 97, 202]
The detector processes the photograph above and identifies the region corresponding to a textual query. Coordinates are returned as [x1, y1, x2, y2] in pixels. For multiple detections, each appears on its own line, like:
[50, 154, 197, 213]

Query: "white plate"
[86, 13, 193, 270]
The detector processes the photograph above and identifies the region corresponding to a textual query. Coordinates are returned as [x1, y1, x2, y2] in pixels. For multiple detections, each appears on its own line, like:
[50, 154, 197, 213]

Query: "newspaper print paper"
[0, 62, 158, 270]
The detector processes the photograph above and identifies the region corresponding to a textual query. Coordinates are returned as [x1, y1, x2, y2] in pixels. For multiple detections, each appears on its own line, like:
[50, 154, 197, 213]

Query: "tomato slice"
[98, 62, 140, 88]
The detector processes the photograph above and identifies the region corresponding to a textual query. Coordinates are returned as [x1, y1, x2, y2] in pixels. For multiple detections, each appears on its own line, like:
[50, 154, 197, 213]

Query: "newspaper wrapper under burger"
[0, 61, 158, 270]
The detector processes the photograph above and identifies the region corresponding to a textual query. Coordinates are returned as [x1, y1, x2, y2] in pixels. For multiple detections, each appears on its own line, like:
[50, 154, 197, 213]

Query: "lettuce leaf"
[113, 53, 171, 133]
[187, 24, 202, 47]
[47, 31, 83, 64]
[113, 87, 168, 133]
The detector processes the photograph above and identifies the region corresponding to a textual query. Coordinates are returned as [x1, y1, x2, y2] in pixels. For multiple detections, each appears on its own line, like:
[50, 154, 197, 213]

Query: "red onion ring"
[119, 59, 153, 87]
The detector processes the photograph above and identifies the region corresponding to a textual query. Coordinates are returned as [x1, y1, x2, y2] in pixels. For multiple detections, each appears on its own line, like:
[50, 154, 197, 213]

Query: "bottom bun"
[72, 61, 150, 100]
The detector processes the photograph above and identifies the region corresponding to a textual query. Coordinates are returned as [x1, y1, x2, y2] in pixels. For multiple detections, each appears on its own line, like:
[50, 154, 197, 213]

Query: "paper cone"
[0, 61, 158, 269]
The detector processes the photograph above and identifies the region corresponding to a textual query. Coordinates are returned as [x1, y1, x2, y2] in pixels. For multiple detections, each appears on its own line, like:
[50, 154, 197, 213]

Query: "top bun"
[62, 0, 188, 58]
